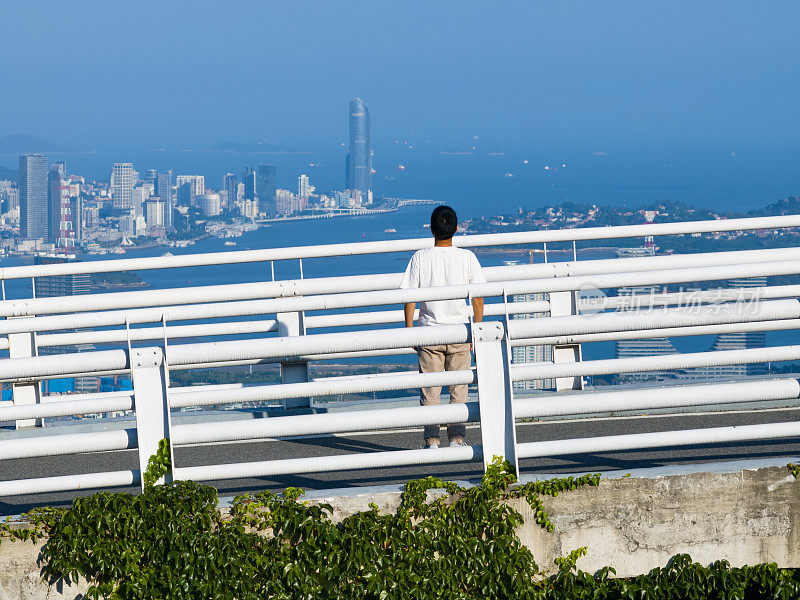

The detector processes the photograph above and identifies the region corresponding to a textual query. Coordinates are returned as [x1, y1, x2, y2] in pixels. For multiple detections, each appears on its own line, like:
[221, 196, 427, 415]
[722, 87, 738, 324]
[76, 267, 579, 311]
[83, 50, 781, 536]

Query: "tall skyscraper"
[298, 174, 312, 198]
[47, 163, 69, 243]
[256, 164, 277, 215]
[224, 173, 238, 209]
[19, 154, 48, 239]
[242, 167, 256, 201]
[155, 170, 173, 230]
[346, 97, 372, 203]
[111, 163, 135, 210]
[510, 293, 555, 391]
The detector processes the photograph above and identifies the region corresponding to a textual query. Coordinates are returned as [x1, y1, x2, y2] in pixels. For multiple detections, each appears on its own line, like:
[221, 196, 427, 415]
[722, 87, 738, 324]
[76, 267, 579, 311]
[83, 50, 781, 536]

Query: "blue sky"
[2, 1, 799, 152]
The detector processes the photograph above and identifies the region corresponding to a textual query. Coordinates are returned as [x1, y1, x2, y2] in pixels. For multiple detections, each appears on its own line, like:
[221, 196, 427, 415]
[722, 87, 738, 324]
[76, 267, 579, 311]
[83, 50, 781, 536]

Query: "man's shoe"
[449, 441, 467, 448]
[422, 442, 440, 449]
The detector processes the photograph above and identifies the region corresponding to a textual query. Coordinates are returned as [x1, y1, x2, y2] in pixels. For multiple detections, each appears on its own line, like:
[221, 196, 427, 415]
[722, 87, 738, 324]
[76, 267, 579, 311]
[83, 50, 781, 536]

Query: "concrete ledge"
[2, 460, 800, 597]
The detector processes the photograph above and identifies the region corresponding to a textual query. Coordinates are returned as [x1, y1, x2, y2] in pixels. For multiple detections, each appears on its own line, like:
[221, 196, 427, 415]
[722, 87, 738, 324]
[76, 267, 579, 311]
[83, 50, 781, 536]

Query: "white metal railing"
[1, 215, 800, 499]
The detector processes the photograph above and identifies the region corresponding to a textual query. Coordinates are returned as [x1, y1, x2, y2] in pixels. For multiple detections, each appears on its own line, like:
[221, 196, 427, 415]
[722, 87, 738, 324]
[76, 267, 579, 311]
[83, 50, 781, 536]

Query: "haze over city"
[2, 1, 800, 153]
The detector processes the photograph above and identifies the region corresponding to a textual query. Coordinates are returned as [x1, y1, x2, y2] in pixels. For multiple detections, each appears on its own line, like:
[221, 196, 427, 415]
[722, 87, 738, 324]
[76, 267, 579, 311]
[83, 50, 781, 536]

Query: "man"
[400, 205, 485, 449]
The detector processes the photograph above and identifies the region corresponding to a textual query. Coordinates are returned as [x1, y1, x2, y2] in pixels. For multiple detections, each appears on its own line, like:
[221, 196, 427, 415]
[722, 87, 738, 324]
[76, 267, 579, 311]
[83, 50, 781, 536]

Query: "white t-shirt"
[400, 246, 487, 326]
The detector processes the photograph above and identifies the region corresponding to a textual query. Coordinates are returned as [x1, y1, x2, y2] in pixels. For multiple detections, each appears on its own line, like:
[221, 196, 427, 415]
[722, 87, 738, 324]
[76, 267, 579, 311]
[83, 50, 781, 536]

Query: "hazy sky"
[2, 1, 799, 152]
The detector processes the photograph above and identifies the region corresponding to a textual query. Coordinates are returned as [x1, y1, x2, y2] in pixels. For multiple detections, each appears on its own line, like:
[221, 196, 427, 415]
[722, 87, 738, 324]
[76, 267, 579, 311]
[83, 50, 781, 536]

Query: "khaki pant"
[417, 343, 471, 444]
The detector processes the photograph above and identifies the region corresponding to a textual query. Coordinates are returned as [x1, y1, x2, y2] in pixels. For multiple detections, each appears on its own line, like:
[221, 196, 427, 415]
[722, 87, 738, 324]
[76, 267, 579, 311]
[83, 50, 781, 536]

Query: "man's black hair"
[431, 205, 458, 240]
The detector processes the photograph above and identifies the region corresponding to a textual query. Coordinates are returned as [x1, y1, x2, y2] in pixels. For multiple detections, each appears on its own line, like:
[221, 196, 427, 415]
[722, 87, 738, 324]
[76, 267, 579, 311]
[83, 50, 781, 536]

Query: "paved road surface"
[3, 407, 800, 515]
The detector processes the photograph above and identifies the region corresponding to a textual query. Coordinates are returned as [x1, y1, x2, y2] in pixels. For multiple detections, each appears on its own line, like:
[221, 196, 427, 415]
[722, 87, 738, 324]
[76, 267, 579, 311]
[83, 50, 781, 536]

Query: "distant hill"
[0, 134, 68, 154]
[748, 196, 800, 217]
[0, 166, 17, 181]
[207, 140, 298, 153]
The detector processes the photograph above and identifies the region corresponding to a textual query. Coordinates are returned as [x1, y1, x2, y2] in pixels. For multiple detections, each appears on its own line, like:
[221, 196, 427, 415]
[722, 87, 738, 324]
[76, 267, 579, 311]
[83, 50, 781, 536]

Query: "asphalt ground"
[3, 407, 800, 516]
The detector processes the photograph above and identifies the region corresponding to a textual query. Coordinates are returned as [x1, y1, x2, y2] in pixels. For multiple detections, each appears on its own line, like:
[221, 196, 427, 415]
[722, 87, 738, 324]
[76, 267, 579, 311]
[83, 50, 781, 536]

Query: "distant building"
[197, 192, 221, 217]
[131, 184, 150, 218]
[111, 163, 135, 210]
[223, 173, 238, 209]
[33, 253, 91, 297]
[688, 277, 769, 379]
[155, 170, 173, 230]
[346, 97, 372, 204]
[242, 167, 257, 201]
[175, 175, 203, 208]
[298, 174, 312, 198]
[19, 154, 48, 239]
[256, 164, 277, 215]
[614, 285, 681, 382]
[47, 163, 69, 243]
[511, 293, 555, 391]
[70, 193, 83, 242]
[145, 199, 165, 230]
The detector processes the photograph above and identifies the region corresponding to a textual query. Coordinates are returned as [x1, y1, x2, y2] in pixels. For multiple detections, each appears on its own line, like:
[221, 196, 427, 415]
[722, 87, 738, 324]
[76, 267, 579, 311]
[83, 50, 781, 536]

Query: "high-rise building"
[346, 97, 372, 204]
[256, 164, 277, 215]
[111, 163, 135, 210]
[70, 194, 82, 242]
[614, 285, 682, 382]
[19, 154, 48, 239]
[510, 293, 555, 391]
[47, 163, 70, 243]
[34, 254, 91, 297]
[145, 199, 165, 229]
[689, 278, 769, 380]
[242, 167, 256, 201]
[298, 174, 312, 198]
[197, 192, 221, 217]
[155, 170, 173, 230]
[223, 173, 238, 210]
[175, 175, 204, 199]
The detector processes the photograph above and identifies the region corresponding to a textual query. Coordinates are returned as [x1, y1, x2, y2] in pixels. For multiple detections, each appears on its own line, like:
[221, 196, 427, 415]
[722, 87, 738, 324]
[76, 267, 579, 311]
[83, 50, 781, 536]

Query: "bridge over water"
[2, 214, 800, 515]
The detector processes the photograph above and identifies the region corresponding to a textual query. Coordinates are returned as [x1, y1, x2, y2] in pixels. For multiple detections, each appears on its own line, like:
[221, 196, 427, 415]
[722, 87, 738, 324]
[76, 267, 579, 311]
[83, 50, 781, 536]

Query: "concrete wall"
[2, 461, 799, 598]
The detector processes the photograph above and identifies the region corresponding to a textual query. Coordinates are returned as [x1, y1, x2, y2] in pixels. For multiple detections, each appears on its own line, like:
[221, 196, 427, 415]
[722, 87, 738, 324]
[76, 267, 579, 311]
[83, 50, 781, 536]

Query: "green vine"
[1, 452, 800, 597]
[142, 437, 172, 489]
[788, 463, 800, 479]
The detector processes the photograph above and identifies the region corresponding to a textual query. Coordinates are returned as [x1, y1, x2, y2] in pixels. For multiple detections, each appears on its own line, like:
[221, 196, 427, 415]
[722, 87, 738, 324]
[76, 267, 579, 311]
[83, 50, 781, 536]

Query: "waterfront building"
[510, 293, 555, 391]
[242, 167, 256, 201]
[223, 173, 238, 209]
[70, 193, 82, 242]
[198, 192, 221, 217]
[687, 277, 769, 380]
[19, 154, 48, 239]
[256, 164, 277, 215]
[33, 254, 97, 392]
[111, 163, 134, 211]
[155, 170, 173, 230]
[47, 163, 70, 243]
[298, 174, 312, 198]
[175, 175, 204, 195]
[176, 182, 193, 207]
[346, 97, 372, 204]
[145, 199, 165, 229]
[131, 184, 151, 218]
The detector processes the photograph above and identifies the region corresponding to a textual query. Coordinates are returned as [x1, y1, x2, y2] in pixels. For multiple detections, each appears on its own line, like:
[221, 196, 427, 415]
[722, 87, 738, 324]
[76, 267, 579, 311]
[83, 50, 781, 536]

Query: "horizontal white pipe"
[173, 444, 481, 483]
[515, 379, 800, 419]
[37, 319, 280, 348]
[512, 317, 800, 346]
[166, 324, 471, 368]
[516, 420, 800, 459]
[7, 246, 800, 321]
[172, 402, 479, 446]
[512, 344, 800, 381]
[170, 368, 473, 408]
[0, 428, 136, 460]
[304, 301, 550, 330]
[0, 470, 138, 498]
[3, 213, 799, 281]
[509, 299, 800, 339]
[0, 394, 133, 422]
[8, 254, 800, 338]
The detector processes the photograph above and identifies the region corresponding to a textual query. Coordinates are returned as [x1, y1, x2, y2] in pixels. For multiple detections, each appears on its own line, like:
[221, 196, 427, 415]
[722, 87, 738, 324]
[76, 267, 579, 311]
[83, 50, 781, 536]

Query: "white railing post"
[472, 320, 518, 476]
[131, 346, 174, 489]
[276, 310, 310, 408]
[549, 290, 584, 391]
[8, 326, 42, 429]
